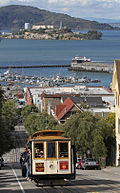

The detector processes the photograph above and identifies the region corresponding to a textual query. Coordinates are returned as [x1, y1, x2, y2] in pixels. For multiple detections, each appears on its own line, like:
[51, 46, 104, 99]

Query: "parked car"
[76, 158, 85, 169]
[0, 157, 4, 169]
[82, 158, 100, 170]
[76, 158, 82, 169]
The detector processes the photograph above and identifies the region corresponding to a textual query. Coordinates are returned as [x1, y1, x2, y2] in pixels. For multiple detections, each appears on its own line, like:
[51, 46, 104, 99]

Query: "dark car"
[0, 157, 4, 169]
[82, 158, 100, 170]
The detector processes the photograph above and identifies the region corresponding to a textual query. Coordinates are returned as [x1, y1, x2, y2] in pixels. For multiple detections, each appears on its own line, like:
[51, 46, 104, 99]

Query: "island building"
[112, 60, 120, 166]
[24, 23, 31, 31]
[32, 25, 54, 30]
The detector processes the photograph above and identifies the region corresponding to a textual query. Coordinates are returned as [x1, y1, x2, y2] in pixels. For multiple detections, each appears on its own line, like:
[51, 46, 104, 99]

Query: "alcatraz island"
[0, 25, 102, 40]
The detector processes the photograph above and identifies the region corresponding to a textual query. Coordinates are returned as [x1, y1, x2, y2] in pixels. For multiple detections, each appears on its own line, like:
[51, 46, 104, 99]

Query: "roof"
[28, 130, 71, 141]
[62, 96, 84, 103]
[86, 97, 103, 107]
[56, 97, 75, 120]
[62, 96, 103, 107]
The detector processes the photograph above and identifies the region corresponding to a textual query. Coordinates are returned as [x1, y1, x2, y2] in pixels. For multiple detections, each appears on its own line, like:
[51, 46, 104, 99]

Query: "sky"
[0, 0, 120, 20]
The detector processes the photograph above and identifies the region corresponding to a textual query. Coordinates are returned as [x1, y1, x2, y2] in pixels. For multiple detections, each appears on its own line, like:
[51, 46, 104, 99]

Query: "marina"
[0, 70, 101, 87]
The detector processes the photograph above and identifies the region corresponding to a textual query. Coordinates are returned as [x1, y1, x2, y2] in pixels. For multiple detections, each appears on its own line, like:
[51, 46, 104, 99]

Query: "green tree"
[0, 88, 15, 156]
[105, 113, 116, 165]
[23, 112, 58, 135]
[62, 112, 96, 157]
[61, 111, 114, 164]
[0, 117, 15, 156]
[2, 99, 18, 130]
[93, 131, 107, 159]
[21, 104, 38, 120]
[106, 112, 115, 130]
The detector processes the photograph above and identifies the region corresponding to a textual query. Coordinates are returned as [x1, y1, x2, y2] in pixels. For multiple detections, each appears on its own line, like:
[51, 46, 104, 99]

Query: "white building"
[112, 60, 120, 166]
[32, 25, 54, 30]
[24, 23, 31, 31]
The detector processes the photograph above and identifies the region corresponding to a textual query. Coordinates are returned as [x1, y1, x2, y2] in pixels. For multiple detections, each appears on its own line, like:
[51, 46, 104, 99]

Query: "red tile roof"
[56, 97, 75, 120]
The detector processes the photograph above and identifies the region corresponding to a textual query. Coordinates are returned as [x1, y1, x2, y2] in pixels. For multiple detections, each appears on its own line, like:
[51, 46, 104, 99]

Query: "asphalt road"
[1, 163, 120, 193]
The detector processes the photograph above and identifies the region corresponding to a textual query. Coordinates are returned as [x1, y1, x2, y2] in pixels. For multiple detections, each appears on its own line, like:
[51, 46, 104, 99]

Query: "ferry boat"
[72, 56, 91, 64]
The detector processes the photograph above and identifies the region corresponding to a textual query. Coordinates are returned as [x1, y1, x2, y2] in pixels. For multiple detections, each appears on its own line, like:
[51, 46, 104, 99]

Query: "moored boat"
[72, 56, 91, 64]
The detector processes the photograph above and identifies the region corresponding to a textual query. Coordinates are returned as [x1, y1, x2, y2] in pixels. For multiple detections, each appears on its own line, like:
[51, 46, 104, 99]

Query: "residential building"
[25, 85, 114, 118]
[54, 97, 82, 123]
[112, 59, 120, 166]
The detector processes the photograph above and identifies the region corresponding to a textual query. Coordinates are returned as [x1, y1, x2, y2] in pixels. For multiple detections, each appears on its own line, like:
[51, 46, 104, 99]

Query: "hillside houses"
[24, 85, 114, 122]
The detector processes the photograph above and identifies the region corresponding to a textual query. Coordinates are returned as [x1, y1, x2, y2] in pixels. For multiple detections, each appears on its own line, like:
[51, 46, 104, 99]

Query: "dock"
[0, 64, 70, 69]
[0, 62, 114, 73]
[69, 61, 114, 73]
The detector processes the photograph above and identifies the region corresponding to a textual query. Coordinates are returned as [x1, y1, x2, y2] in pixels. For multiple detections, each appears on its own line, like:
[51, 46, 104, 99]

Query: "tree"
[2, 99, 18, 130]
[105, 113, 116, 165]
[0, 88, 15, 156]
[23, 112, 58, 135]
[93, 130, 107, 159]
[21, 104, 38, 120]
[106, 112, 115, 130]
[62, 112, 97, 157]
[61, 111, 114, 164]
[0, 117, 15, 156]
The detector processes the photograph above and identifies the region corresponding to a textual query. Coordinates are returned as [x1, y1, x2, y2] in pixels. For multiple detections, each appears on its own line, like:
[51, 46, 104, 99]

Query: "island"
[0, 28, 102, 40]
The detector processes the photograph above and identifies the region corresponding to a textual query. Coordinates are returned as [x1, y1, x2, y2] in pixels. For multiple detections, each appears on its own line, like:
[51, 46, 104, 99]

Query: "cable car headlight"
[49, 164, 54, 169]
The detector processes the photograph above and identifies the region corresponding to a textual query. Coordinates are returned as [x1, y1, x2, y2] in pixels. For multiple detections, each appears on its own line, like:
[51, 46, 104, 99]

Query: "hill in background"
[0, 5, 114, 30]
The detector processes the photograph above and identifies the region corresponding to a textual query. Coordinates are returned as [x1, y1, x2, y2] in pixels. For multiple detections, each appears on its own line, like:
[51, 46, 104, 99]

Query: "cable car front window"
[47, 142, 56, 158]
[59, 142, 68, 158]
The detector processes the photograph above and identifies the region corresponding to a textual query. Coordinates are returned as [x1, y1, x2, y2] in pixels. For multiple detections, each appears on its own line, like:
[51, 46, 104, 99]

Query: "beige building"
[32, 25, 54, 30]
[112, 60, 120, 166]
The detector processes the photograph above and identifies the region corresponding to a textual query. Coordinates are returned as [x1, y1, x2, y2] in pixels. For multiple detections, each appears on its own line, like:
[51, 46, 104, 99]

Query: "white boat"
[4, 69, 10, 75]
[72, 56, 91, 64]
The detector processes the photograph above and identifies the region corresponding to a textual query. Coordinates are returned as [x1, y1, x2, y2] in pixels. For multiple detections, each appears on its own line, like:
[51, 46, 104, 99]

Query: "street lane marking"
[12, 168, 26, 193]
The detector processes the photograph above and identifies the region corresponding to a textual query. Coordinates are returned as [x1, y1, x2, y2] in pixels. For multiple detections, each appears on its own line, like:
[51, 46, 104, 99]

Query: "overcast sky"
[0, 0, 120, 20]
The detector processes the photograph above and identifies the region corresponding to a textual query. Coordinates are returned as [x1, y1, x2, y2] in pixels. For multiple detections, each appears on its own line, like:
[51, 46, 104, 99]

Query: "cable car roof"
[28, 130, 71, 141]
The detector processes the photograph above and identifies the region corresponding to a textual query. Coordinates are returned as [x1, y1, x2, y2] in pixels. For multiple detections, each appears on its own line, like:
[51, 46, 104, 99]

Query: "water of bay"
[0, 30, 120, 87]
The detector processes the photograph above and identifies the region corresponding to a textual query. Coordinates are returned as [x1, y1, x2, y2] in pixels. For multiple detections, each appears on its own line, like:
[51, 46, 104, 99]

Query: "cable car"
[27, 130, 76, 185]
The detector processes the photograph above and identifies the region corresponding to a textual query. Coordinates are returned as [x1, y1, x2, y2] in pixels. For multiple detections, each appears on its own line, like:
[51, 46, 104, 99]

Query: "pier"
[0, 62, 114, 73]
[69, 61, 114, 73]
[0, 64, 70, 69]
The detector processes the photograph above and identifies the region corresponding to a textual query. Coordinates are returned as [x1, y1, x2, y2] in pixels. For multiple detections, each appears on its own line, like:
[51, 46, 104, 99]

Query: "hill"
[0, 5, 114, 30]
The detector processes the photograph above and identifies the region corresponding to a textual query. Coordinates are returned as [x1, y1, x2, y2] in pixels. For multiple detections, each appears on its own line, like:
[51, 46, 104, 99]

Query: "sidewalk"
[102, 165, 120, 176]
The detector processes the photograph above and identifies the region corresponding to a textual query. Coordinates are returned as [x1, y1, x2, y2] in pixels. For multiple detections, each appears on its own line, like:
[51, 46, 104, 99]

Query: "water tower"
[24, 23, 31, 31]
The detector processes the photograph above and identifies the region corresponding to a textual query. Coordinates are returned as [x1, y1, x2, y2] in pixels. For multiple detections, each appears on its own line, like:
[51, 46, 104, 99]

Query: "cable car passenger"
[35, 143, 44, 158]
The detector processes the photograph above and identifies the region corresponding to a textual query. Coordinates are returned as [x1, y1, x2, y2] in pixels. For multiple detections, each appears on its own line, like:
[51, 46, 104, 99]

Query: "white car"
[82, 158, 100, 170]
